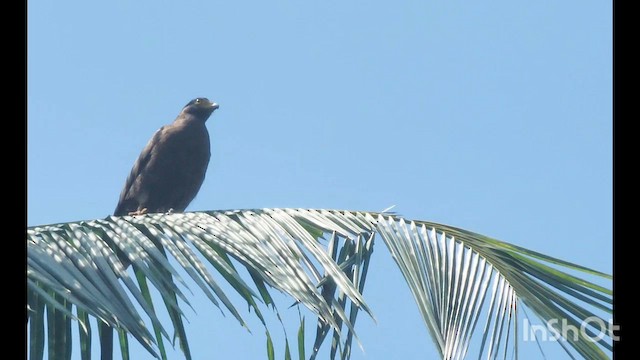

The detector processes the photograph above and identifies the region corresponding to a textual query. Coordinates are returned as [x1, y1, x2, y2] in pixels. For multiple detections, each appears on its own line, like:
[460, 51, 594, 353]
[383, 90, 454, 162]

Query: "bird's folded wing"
[114, 126, 167, 216]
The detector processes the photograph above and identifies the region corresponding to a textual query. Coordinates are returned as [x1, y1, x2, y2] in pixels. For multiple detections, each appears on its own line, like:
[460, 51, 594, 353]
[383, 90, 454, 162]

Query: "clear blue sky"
[28, 1, 612, 359]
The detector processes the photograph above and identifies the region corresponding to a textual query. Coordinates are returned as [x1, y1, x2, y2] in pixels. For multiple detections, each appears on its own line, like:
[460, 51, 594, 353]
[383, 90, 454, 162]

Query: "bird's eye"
[195, 99, 201, 104]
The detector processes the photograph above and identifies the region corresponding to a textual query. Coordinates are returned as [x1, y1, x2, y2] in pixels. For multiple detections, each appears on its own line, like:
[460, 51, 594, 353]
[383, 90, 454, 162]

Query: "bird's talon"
[128, 208, 148, 216]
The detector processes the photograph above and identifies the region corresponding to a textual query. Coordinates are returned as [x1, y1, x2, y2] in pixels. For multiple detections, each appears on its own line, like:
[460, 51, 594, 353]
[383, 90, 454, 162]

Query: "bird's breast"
[163, 126, 209, 163]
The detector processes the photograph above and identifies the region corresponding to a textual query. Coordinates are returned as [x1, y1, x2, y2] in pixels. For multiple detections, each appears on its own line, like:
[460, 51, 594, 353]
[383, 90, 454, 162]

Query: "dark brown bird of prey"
[114, 98, 219, 216]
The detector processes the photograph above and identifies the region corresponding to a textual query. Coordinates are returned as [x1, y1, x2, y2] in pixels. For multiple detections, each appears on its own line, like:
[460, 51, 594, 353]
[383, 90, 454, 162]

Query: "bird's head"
[181, 98, 219, 121]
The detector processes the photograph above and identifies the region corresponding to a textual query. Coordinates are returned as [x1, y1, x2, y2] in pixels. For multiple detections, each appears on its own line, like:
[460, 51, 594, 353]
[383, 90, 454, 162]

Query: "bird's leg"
[166, 208, 175, 214]
[128, 208, 148, 216]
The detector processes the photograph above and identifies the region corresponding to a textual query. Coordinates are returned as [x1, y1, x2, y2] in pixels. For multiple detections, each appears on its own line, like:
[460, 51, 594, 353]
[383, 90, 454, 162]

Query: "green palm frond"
[26, 209, 612, 360]
[375, 216, 611, 359]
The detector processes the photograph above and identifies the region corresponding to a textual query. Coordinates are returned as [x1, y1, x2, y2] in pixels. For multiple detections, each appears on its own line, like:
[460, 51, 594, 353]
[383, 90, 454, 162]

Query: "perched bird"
[114, 98, 219, 216]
